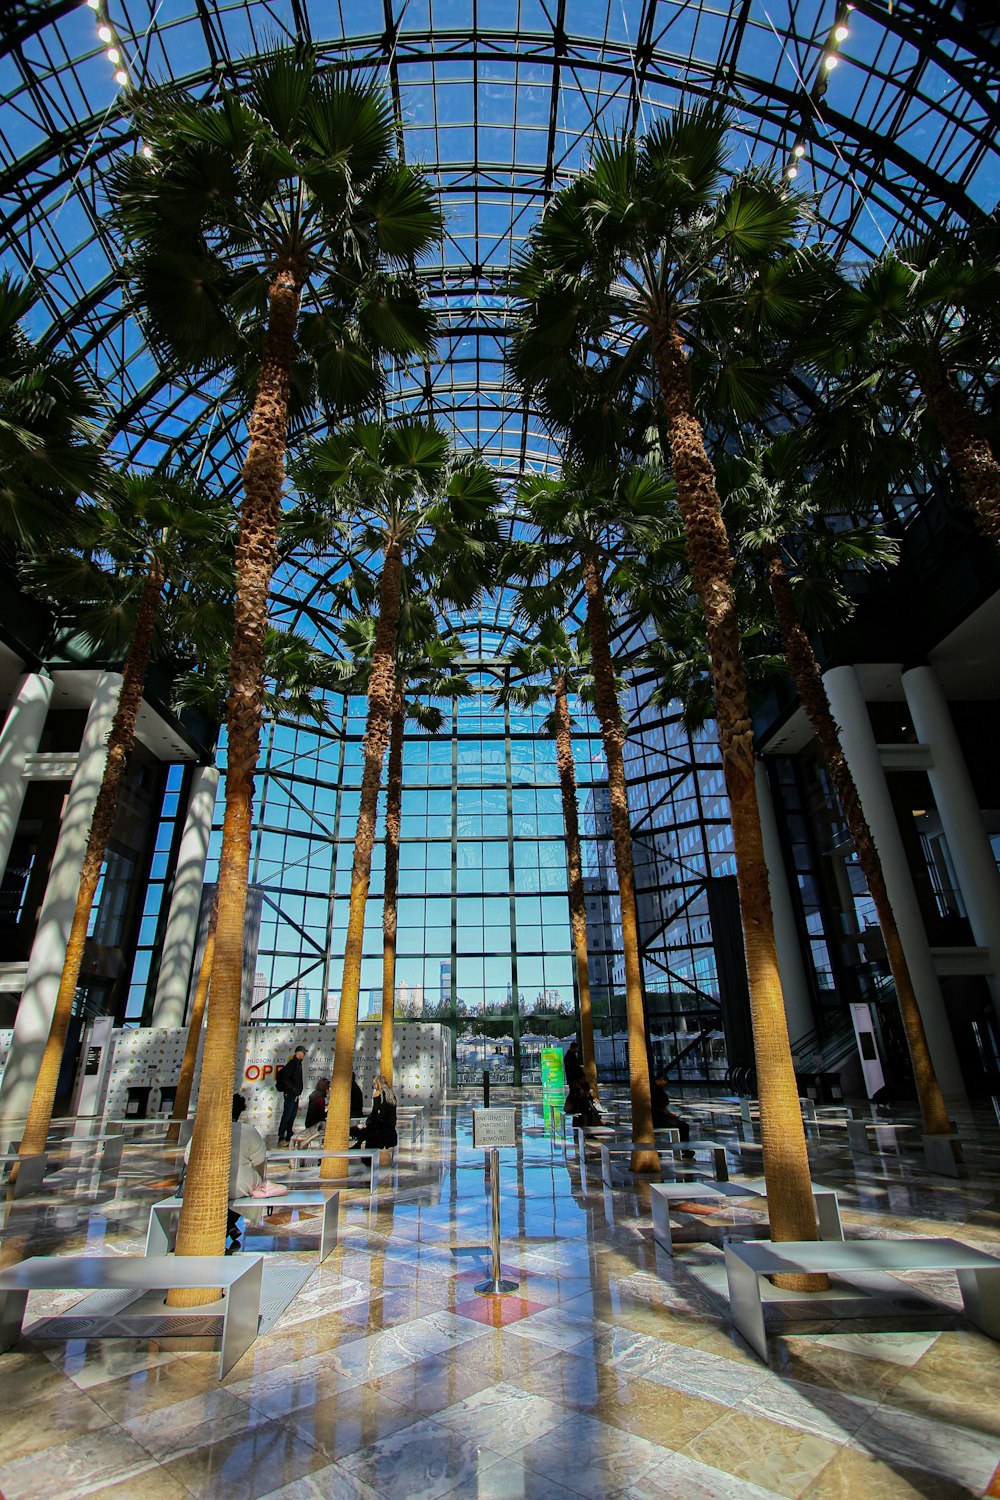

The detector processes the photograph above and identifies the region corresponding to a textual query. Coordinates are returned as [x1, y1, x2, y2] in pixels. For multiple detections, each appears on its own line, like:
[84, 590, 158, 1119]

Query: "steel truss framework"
[1, 1, 998, 1066]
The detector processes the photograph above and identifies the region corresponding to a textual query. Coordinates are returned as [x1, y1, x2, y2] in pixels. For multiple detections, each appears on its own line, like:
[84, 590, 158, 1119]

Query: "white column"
[0, 671, 122, 1131]
[902, 665, 1000, 1017]
[150, 764, 219, 1028]
[823, 664, 965, 1099]
[755, 759, 815, 1046]
[0, 673, 53, 882]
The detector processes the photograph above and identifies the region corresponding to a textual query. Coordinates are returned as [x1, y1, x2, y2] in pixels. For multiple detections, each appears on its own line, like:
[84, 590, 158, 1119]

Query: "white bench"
[0, 1254, 264, 1378]
[269, 1147, 380, 1193]
[598, 1138, 729, 1185]
[725, 1236, 1000, 1362]
[146, 1191, 340, 1263]
[650, 1179, 843, 1255]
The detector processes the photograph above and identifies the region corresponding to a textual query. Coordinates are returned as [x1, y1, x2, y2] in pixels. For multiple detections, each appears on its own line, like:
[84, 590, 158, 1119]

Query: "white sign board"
[472, 1107, 516, 1148]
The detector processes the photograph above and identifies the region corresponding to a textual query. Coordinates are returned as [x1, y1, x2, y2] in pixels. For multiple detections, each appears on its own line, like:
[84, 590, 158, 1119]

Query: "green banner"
[539, 1047, 566, 1101]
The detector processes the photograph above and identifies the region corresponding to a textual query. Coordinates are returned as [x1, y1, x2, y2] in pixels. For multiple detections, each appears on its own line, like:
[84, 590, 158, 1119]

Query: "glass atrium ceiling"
[1, 0, 998, 514]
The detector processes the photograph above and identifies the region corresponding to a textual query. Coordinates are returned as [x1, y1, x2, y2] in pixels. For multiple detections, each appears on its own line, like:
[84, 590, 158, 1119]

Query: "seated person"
[304, 1077, 330, 1130]
[566, 1075, 603, 1129]
[351, 1074, 398, 1148]
[650, 1074, 691, 1144]
[184, 1093, 271, 1250]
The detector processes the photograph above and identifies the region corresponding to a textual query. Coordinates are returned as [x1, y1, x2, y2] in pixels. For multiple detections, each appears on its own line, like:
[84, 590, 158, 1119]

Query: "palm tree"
[495, 615, 600, 1099]
[381, 631, 471, 1083]
[0, 272, 103, 550]
[165, 625, 341, 1143]
[327, 606, 472, 1083]
[728, 441, 952, 1136]
[509, 106, 831, 1264]
[507, 463, 674, 1172]
[110, 50, 442, 1279]
[14, 471, 231, 1164]
[835, 216, 1000, 541]
[293, 418, 500, 1159]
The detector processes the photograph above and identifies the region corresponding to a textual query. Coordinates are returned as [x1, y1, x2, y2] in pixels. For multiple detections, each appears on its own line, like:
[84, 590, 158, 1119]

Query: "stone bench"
[0, 1253, 265, 1378]
[269, 1146, 381, 1193]
[146, 1191, 340, 1263]
[598, 1138, 729, 1185]
[724, 1235, 1000, 1362]
[650, 1179, 843, 1255]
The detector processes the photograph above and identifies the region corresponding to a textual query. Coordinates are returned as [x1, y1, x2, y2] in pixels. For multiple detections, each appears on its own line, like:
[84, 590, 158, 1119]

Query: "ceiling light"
[793, 143, 806, 158]
[107, 46, 120, 62]
[786, 166, 798, 179]
[835, 23, 850, 40]
[142, 144, 154, 159]
[85, 0, 100, 8]
[98, 24, 112, 40]
[115, 68, 129, 85]
[824, 53, 839, 70]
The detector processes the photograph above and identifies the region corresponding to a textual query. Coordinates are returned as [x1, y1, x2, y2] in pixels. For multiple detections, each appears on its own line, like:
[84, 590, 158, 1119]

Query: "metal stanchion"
[474, 1147, 518, 1295]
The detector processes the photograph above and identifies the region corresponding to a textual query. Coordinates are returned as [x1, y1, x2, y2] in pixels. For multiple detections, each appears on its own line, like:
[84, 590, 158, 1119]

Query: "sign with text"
[472, 1107, 516, 1149]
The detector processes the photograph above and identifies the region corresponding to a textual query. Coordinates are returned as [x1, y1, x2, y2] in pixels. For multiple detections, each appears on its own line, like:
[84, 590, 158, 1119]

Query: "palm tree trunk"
[17, 558, 165, 1165]
[765, 545, 951, 1135]
[169, 258, 302, 1302]
[552, 673, 599, 1099]
[324, 540, 403, 1164]
[381, 685, 405, 1084]
[582, 551, 656, 1172]
[653, 317, 824, 1285]
[165, 893, 219, 1146]
[914, 351, 1000, 542]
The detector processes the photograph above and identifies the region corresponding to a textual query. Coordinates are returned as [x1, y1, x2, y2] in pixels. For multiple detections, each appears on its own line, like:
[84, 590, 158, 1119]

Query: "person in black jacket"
[304, 1077, 329, 1131]
[277, 1045, 307, 1145]
[351, 1071, 364, 1119]
[352, 1074, 398, 1148]
[564, 1041, 583, 1090]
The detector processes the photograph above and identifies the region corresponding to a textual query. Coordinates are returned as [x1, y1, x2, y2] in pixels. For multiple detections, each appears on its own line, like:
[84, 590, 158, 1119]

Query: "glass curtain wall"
[197, 621, 616, 1086]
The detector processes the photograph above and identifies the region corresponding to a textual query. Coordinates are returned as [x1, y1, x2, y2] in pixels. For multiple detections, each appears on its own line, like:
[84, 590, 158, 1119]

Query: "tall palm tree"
[495, 615, 601, 1099]
[294, 419, 500, 1158]
[507, 463, 673, 1172]
[327, 606, 472, 1082]
[729, 441, 952, 1136]
[509, 106, 832, 1265]
[110, 50, 442, 1280]
[14, 471, 231, 1164]
[0, 272, 103, 550]
[381, 632, 471, 1083]
[166, 625, 341, 1143]
[834, 216, 1000, 541]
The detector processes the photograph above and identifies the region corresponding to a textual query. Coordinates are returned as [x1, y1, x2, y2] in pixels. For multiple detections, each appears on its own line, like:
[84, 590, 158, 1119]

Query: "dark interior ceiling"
[0, 1, 998, 647]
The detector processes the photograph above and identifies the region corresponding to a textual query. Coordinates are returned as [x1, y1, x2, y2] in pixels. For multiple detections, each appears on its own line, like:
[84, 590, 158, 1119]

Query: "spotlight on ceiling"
[824, 53, 839, 70]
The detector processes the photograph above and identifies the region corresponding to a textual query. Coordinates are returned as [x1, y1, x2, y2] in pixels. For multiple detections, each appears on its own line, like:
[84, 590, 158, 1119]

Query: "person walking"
[351, 1070, 364, 1120]
[276, 1044, 307, 1145]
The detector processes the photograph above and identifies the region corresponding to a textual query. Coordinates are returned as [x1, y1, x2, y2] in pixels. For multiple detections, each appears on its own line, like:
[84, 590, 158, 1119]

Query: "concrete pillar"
[755, 759, 815, 1047]
[902, 665, 1000, 1018]
[823, 664, 965, 1099]
[150, 764, 219, 1028]
[0, 673, 53, 882]
[0, 671, 122, 1130]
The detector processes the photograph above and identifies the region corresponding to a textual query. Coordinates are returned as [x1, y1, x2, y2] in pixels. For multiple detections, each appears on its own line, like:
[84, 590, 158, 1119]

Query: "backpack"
[275, 1063, 285, 1093]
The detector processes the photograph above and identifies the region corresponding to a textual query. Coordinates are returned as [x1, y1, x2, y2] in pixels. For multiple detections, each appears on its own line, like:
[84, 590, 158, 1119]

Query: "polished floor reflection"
[1, 1098, 1000, 1499]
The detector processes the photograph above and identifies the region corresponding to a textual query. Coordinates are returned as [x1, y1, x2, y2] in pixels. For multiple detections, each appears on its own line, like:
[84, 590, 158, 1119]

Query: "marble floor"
[1, 1096, 1000, 1500]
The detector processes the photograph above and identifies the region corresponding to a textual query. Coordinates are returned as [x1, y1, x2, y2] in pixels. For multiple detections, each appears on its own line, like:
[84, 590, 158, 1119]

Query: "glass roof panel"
[0, 0, 996, 574]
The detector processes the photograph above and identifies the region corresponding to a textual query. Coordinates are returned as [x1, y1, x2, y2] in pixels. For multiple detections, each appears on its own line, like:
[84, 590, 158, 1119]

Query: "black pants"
[278, 1091, 299, 1141]
[655, 1111, 690, 1141]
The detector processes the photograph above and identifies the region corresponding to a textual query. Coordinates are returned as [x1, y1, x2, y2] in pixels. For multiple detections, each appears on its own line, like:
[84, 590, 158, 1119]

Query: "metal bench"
[146, 1191, 340, 1262]
[0, 1151, 48, 1198]
[0, 1254, 264, 1378]
[598, 1138, 729, 1185]
[650, 1178, 843, 1255]
[724, 1235, 1000, 1362]
[269, 1146, 380, 1192]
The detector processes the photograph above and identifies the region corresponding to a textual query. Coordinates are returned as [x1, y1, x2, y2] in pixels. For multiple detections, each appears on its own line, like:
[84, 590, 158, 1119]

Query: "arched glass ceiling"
[1, 0, 998, 513]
